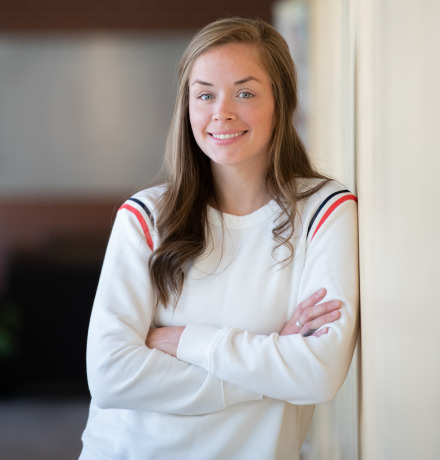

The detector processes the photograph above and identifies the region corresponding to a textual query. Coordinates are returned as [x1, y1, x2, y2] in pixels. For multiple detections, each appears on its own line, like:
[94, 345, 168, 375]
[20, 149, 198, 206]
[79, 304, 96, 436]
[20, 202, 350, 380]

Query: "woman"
[79, 17, 358, 460]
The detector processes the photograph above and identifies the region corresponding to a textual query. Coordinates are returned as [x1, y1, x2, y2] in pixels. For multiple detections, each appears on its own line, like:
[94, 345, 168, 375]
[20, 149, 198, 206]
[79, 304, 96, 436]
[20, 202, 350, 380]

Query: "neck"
[210, 163, 272, 216]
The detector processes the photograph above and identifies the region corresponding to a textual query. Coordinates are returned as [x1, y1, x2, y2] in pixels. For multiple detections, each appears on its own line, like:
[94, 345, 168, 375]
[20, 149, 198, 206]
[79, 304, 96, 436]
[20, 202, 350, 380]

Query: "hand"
[280, 288, 341, 338]
[146, 326, 185, 357]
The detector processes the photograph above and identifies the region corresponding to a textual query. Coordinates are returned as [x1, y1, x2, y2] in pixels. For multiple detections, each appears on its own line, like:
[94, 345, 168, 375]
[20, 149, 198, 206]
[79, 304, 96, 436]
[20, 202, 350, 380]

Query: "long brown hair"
[149, 17, 328, 307]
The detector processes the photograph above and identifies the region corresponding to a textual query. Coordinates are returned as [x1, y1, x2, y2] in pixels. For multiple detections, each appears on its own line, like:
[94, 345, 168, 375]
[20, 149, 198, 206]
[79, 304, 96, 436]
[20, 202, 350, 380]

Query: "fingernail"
[331, 310, 340, 318]
[318, 288, 326, 294]
[331, 300, 341, 308]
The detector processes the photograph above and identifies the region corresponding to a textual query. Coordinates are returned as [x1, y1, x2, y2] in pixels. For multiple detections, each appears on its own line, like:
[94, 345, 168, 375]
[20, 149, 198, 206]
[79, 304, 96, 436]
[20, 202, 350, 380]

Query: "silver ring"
[296, 319, 303, 329]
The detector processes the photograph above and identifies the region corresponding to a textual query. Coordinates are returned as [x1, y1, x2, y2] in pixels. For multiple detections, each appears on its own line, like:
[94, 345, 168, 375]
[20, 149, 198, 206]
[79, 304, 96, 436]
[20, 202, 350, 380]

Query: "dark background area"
[0, 0, 274, 31]
[0, 200, 116, 398]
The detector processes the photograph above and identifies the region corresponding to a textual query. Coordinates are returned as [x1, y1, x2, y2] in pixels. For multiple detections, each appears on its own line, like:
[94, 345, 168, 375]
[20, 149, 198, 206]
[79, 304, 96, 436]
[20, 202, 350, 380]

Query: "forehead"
[189, 43, 269, 81]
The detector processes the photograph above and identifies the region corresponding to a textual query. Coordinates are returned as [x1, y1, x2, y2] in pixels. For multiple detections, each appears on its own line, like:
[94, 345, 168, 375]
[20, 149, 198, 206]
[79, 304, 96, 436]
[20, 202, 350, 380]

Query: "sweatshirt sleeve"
[86, 200, 262, 416]
[176, 194, 359, 405]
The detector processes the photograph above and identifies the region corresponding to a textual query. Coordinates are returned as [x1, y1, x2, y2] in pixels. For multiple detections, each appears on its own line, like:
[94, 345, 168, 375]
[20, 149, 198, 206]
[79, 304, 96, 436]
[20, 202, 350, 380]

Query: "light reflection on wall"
[274, 0, 310, 148]
[0, 33, 193, 197]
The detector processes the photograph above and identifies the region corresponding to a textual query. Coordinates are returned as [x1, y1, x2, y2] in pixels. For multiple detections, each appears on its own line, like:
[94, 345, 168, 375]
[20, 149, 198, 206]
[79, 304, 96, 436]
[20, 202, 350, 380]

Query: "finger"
[282, 315, 307, 335]
[300, 310, 340, 337]
[311, 327, 329, 337]
[297, 288, 327, 311]
[279, 322, 297, 336]
[301, 299, 341, 325]
[282, 292, 337, 336]
[283, 299, 337, 335]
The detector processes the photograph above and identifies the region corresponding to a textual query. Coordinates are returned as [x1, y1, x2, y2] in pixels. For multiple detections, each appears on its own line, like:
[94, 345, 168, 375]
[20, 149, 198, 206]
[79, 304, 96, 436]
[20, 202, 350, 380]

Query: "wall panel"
[357, 0, 440, 458]
[302, 0, 359, 457]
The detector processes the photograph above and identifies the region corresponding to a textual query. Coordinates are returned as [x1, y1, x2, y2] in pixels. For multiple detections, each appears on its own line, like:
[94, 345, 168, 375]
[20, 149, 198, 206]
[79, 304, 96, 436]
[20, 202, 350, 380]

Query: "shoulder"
[298, 178, 356, 208]
[130, 184, 166, 213]
[297, 178, 358, 242]
[120, 184, 166, 220]
[297, 177, 350, 197]
[117, 184, 166, 251]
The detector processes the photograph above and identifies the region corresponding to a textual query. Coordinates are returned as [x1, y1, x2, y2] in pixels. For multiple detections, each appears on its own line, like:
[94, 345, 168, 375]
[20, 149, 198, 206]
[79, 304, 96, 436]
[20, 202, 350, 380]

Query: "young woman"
[79, 17, 358, 460]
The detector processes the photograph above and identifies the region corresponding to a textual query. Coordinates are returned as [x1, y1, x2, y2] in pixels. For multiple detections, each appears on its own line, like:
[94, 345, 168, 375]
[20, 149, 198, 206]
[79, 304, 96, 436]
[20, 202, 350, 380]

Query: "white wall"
[0, 33, 192, 197]
[357, 0, 440, 458]
[309, 0, 356, 192]
[306, 0, 440, 457]
[307, 1, 359, 459]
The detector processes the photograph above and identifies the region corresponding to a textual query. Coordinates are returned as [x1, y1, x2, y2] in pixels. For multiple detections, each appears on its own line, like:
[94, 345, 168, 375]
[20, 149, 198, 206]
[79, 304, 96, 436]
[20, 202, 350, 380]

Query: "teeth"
[212, 131, 245, 140]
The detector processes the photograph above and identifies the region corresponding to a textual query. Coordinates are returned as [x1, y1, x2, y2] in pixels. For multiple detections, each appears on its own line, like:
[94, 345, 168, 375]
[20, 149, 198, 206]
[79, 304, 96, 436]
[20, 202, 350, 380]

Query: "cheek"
[188, 102, 195, 127]
[254, 109, 276, 139]
[189, 104, 205, 134]
[265, 105, 276, 138]
[189, 107, 207, 149]
[244, 99, 275, 128]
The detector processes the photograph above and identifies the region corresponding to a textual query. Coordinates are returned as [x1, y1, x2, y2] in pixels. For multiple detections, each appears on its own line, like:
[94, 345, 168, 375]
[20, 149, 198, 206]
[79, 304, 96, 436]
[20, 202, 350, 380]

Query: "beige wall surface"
[309, 0, 356, 191]
[299, 0, 359, 458]
[304, 0, 440, 458]
[357, 0, 440, 458]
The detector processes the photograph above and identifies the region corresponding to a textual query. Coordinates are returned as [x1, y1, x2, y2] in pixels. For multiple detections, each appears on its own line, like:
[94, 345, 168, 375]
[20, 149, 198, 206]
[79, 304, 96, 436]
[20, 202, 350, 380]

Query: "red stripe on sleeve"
[311, 194, 357, 241]
[119, 204, 154, 251]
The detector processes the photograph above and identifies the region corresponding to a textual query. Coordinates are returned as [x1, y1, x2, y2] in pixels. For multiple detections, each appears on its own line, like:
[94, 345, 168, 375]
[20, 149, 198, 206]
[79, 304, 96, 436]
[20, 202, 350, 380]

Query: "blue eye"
[199, 93, 214, 101]
[239, 92, 253, 99]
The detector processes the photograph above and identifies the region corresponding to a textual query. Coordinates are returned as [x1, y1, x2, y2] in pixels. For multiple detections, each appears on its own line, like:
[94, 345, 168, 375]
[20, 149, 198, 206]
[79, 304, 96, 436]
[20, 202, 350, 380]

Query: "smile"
[210, 131, 247, 140]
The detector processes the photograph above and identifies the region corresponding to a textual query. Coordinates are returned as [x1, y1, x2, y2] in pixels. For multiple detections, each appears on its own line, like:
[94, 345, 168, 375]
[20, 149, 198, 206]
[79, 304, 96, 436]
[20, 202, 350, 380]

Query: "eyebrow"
[191, 76, 261, 87]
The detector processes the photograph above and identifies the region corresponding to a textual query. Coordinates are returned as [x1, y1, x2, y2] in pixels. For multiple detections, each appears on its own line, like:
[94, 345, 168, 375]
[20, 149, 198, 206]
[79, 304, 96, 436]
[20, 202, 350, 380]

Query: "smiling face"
[188, 43, 276, 180]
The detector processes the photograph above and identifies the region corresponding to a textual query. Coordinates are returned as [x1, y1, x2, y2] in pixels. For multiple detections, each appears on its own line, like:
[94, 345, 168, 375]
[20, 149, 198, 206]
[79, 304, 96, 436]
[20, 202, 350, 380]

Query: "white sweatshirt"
[79, 178, 359, 460]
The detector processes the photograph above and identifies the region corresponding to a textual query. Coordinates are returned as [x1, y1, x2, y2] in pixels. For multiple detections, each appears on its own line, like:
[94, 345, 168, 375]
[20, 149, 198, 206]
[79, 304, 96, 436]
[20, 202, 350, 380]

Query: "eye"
[238, 91, 254, 99]
[199, 93, 214, 101]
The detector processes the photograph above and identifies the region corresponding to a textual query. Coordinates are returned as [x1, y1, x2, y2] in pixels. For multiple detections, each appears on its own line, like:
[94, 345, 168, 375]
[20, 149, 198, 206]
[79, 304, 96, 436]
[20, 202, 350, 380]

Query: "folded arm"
[86, 204, 262, 416]
[147, 287, 342, 354]
[171, 198, 359, 404]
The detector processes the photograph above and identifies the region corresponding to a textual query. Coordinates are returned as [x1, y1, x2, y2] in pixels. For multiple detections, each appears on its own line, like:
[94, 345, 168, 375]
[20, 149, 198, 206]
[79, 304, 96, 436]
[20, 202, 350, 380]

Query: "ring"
[295, 319, 303, 329]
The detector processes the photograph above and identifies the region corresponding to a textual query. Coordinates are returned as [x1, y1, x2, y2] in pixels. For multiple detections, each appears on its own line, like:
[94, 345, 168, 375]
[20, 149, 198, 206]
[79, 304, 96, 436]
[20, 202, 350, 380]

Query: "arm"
[147, 287, 342, 354]
[86, 204, 262, 416]
[174, 198, 359, 404]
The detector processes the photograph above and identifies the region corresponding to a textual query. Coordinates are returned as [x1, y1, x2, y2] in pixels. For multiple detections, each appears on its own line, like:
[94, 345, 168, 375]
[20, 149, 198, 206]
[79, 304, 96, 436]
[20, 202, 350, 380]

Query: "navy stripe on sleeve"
[128, 197, 155, 226]
[306, 189, 349, 238]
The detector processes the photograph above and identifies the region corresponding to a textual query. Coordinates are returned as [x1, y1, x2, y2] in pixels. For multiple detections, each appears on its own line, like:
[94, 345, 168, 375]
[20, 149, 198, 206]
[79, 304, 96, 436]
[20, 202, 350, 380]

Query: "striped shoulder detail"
[127, 197, 155, 226]
[119, 198, 154, 251]
[307, 189, 357, 242]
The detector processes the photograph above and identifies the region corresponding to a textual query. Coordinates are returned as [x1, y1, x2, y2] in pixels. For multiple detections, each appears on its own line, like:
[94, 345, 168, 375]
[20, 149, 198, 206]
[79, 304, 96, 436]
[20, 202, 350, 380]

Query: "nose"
[212, 97, 236, 121]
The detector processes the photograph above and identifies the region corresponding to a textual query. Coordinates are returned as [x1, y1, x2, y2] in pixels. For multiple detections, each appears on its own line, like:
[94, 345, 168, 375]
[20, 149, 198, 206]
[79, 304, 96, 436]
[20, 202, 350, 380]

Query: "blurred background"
[1, 0, 440, 459]
[0, 2, 296, 459]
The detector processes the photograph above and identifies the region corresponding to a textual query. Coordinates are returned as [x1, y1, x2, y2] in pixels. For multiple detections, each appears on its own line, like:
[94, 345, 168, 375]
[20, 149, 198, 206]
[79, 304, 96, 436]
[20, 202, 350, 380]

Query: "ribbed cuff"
[177, 323, 224, 372]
